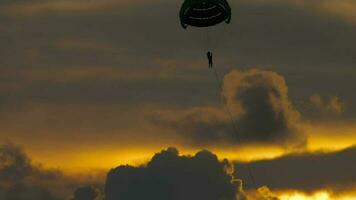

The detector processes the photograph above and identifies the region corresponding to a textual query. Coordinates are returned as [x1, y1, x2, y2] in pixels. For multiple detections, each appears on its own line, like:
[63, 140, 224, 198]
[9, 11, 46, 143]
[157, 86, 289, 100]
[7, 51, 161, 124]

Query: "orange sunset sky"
[0, 0, 356, 199]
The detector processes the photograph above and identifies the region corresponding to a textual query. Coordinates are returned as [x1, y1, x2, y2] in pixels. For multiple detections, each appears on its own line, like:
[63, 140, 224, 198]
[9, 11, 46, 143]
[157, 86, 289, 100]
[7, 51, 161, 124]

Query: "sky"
[0, 0, 356, 199]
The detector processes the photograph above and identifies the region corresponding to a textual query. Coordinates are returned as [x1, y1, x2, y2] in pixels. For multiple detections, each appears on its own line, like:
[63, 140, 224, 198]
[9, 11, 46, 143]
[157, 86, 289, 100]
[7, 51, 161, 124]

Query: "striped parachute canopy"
[179, 0, 231, 29]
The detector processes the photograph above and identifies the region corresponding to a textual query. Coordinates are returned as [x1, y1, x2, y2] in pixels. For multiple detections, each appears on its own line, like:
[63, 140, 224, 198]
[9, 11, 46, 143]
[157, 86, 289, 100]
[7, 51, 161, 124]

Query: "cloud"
[73, 186, 100, 200]
[0, 143, 80, 200]
[149, 107, 232, 145]
[234, 146, 356, 192]
[240, 0, 356, 24]
[223, 69, 303, 145]
[256, 186, 280, 200]
[3, 0, 356, 26]
[105, 147, 247, 200]
[309, 94, 345, 114]
[246, 186, 280, 200]
[151, 69, 306, 147]
[320, 0, 356, 23]
[0, 0, 156, 16]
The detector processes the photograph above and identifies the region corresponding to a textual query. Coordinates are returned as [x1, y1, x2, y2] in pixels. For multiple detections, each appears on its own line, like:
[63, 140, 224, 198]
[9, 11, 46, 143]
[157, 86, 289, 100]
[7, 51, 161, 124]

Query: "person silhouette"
[207, 51, 213, 68]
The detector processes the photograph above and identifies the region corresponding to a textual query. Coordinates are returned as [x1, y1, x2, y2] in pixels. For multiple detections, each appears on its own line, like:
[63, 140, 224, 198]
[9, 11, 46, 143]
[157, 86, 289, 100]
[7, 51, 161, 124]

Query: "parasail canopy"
[179, 0, 231, 29]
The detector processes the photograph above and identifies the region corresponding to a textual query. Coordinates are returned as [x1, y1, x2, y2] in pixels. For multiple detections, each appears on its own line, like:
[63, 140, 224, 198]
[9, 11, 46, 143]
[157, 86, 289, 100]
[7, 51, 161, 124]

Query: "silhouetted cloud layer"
[235, 146, 356, 192]
[105, 147, 247, 200]
[0, 143, 76, 200]
[73, 186, 99, 200]
[151, 69, 306, 147]
[1, 143, 355, 199]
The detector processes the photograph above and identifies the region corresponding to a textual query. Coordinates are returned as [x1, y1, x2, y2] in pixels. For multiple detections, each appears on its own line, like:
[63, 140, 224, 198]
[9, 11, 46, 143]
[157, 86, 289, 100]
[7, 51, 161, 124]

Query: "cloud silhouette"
[105, 147, 247, 200]
[151, 69, 306, 147]
[73, 186, 99, 200]
[223, 69, 303, 145]
[0, 143, 77, 200]
[246, 186, 280, 200]
[309, 94, 345, 114]
[235, 146, 356, 192]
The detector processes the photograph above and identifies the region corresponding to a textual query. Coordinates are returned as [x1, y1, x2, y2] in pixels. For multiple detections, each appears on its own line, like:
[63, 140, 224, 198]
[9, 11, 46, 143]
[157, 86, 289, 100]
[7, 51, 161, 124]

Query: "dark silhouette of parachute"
[180, 0, 231, 28]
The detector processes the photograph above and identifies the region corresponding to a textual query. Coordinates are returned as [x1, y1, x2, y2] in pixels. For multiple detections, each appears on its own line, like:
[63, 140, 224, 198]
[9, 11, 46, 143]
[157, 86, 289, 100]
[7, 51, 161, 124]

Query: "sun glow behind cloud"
[26, 144, 287, 172]
[304, 123, 356, 151]
[26, 123, 355, 173]
[22, 121, 356, 172]
[278, 191, 356, 200]
[280, 192, 330, 200]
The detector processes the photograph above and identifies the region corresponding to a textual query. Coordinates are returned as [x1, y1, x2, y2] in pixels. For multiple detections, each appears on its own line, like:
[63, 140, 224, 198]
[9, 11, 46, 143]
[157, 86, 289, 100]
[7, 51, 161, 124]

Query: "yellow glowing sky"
[277, 190, 356, 200]
[17, 122, 354, 173]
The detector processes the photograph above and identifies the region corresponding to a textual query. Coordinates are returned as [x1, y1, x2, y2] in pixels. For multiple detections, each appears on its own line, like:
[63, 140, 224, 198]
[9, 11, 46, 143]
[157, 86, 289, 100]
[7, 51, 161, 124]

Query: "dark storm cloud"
[105, 147, 247, 200]
[151, 69, 306, 147]
[0, 143, 76, 200]
[235, 146, 356, 192]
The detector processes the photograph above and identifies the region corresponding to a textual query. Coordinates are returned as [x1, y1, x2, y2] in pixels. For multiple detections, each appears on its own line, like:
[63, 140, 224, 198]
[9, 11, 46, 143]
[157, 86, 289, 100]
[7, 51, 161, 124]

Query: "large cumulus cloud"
[105, 147, 247, 200]
[151, 69, 306, 147]
[0, 143, 79, 200]
[223, 69, 302, 144]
